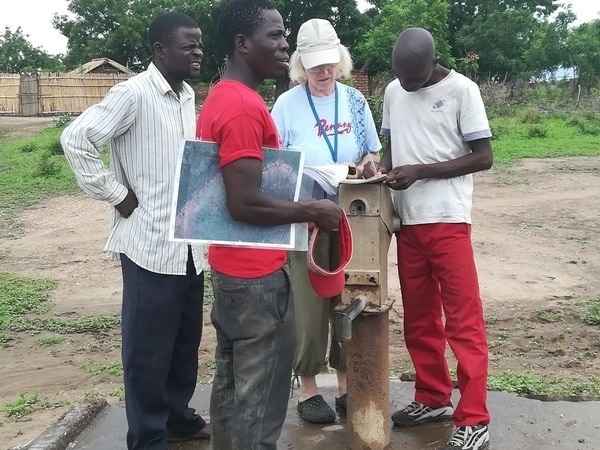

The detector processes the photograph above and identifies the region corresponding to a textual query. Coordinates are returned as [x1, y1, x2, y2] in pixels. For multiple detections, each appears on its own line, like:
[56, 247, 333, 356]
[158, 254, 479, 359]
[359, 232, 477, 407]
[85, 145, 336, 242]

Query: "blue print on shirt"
[347, 86, 367, 163]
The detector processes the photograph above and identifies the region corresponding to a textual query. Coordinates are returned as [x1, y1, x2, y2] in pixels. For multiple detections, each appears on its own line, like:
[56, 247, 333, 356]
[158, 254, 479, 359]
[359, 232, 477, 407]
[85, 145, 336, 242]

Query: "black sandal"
[297, 394, 336, 423]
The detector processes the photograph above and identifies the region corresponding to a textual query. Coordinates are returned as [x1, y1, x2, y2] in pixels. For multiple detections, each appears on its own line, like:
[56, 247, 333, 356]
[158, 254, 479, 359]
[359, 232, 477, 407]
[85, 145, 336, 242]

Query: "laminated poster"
[169, 140, 307, 250]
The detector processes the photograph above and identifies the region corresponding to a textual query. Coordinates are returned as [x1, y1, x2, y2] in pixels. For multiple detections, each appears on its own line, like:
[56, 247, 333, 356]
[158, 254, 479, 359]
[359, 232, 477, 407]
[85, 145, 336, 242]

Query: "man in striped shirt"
[61, 12, 209, 450]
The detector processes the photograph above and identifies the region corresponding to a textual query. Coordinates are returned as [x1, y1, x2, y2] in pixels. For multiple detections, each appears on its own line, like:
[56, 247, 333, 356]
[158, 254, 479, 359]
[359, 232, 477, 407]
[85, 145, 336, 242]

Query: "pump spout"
[333, 296, 367, 342]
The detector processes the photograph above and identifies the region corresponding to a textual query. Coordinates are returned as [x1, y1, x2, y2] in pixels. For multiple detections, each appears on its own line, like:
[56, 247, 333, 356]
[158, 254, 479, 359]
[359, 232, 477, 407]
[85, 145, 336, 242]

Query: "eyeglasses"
[306, 63, 338, 73]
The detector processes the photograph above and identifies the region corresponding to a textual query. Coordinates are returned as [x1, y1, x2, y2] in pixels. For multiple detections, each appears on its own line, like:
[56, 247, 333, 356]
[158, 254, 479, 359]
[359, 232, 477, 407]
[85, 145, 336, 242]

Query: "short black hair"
[218, 0, 277, 56]
[148, 12, 200, 50]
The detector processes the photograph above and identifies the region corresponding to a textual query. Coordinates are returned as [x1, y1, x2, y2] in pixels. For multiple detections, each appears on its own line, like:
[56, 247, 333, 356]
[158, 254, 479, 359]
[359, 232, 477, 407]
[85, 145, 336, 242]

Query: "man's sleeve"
[218, 113, 266, 167]
[61, 83, 136, 205]
[458, 83, 492, 142]
[380, 84, 391, 137]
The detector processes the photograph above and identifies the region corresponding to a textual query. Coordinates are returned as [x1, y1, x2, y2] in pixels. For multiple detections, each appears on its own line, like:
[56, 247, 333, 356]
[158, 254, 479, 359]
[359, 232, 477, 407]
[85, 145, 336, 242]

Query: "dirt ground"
[1, 118, 599, 449]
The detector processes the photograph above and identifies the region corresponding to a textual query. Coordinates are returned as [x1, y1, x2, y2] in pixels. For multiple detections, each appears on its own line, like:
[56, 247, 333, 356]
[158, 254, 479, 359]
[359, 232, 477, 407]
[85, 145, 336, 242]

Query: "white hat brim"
[300, 47, 341, 70]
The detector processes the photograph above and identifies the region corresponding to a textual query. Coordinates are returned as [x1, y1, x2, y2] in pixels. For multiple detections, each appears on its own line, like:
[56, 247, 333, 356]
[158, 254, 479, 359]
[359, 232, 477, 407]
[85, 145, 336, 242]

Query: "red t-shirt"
[196, 80, 287, 278]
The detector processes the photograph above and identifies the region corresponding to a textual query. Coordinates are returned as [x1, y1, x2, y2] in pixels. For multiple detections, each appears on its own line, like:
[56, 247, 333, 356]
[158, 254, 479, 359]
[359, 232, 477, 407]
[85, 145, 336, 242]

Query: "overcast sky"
[1, 0, 599, 56]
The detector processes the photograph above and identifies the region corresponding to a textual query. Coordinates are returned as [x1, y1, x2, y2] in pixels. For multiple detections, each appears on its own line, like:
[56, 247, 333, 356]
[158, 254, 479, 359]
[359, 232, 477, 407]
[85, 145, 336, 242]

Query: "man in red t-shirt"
[196, 1, 343, 448]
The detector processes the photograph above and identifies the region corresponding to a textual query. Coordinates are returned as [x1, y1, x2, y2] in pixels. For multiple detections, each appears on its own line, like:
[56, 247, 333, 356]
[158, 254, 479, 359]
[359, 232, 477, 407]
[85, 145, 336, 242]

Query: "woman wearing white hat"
[271, 18, 382, 424]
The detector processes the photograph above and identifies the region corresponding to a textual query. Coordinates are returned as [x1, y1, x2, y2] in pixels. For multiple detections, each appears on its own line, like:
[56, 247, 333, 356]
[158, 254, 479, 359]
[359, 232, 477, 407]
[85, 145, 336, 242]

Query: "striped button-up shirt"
[61, 63, 204, 275]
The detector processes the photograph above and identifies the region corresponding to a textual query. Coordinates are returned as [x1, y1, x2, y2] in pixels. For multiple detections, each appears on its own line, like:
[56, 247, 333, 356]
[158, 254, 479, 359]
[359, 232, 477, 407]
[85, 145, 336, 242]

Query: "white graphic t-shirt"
[381, 70, 492, 225]
[272, 82, 381, 200]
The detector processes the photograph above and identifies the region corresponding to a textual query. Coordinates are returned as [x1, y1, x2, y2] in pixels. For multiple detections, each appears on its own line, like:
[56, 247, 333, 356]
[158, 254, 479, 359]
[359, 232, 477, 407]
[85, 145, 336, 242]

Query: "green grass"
[110, 386, 125, 401]
[82, 362, 123, 382]
[0, 272, 56, 337]
[82, 362, 123, 377]
[3, 393, 43, 420]
[2, 393, 70, 421]
[533, 308, 564, 323]
[0, 127, 78, 222]
[566, 234, 590, 244]
[488, 372, 600, 398]
[9, 314, 121, 334]
[0, 271, 120, 339]
[36, 336, 66, 347]
[0, 129, 121, 340]
[488, 331, 510, 348]
[490, 110, 600, 164]
[581, 297, 600, 326]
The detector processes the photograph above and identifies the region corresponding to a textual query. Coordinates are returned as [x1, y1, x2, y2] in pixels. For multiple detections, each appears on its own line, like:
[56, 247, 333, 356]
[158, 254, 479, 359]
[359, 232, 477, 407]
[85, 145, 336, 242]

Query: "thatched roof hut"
[69, 58, 133, 75]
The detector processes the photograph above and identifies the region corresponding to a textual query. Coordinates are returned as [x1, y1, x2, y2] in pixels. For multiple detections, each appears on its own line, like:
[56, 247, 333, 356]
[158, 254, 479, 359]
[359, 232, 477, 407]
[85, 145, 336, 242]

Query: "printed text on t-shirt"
[315, 120, 352, 137]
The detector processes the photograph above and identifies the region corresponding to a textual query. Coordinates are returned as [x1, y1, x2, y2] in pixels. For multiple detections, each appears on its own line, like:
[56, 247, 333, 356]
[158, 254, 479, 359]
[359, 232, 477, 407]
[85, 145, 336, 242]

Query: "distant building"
[69, 58, 133, 75]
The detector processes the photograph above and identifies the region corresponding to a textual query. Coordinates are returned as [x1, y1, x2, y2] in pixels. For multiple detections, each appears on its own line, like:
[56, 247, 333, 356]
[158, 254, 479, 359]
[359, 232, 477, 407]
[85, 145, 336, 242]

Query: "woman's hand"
[357, 152, 382, 179]
[362, 160, 384, 179]
[345, 162, 362, 179]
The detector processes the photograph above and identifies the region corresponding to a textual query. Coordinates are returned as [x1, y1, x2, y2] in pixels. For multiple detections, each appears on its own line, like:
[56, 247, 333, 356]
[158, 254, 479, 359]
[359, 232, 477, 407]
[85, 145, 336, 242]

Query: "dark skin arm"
[222, 158, 343, 232]
[382, 138, 493, 190]
[115, 189, 138, 218]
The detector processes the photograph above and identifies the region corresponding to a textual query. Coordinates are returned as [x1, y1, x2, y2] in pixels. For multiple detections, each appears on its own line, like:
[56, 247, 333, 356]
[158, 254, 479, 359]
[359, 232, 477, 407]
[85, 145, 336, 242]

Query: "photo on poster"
[169, 140, 304, 249]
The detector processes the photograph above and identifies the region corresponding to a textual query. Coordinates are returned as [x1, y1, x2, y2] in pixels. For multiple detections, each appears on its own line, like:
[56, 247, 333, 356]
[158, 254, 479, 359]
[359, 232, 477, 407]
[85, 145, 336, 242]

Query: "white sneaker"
[391, 401, 454, 427]
[444, 425, 490, 450]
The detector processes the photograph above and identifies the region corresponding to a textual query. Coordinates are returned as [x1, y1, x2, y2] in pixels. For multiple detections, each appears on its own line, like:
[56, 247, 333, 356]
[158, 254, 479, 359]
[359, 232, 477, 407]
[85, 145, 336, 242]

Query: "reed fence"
[0, 72, 132, 116]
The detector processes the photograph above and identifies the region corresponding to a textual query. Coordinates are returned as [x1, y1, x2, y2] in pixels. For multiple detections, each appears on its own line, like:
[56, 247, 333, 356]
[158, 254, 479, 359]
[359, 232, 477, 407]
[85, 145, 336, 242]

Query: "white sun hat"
[296, 18, 341, 70]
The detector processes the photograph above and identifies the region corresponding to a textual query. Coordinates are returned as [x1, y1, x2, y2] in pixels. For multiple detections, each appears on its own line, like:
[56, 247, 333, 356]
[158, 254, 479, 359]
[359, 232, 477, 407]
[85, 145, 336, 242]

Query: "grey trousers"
[209, 266, 295, 450]
[289, 231, 346, 377]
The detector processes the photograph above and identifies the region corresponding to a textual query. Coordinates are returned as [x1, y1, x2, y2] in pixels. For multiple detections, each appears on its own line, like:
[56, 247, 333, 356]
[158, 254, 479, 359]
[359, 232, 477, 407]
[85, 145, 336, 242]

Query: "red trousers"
[396, 223, 490, 426]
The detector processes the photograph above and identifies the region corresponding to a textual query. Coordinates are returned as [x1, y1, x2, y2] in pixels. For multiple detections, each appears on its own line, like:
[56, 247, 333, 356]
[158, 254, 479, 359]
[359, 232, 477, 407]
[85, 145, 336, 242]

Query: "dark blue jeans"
[121, 251, 206, 450]
[210, 266, 295, 450]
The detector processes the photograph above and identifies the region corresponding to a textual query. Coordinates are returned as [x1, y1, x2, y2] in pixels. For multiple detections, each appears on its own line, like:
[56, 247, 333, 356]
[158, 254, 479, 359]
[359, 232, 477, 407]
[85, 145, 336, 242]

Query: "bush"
[366, 96, 384, 133]
[480, 83, 515, 119]
[566, 113, 600, 135]
[259, 80, 275, 109]
[582, 298, 600, 326]
[526, 125, 549, 139]
[19, 142, 38, 153]
[46, 140, 64, 156]
[36, 152, 60, 177]
[490, 125, 507, 141]
[517, 107, 542, 124]
[522, 83, 574, 112]
[53, 114, 71, 128]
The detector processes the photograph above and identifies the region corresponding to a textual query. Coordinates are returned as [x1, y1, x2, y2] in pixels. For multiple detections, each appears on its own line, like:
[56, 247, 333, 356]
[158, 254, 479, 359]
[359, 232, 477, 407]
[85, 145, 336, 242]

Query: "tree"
[275, 0, 369, 56]
[53, 0, 163, 72]
[53, 0, 222, 78]
[356, 0, 453, 76]
[449, 0, 560, 81]
[271, 0, 371, 97]
[52, 0, 380, 89]
[524, 9, 576, 80]
[456, 9, 540, 81]
[0, 27, 63, 73]
[448, 0, 558, 51]
[565, 19, 600, 89]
